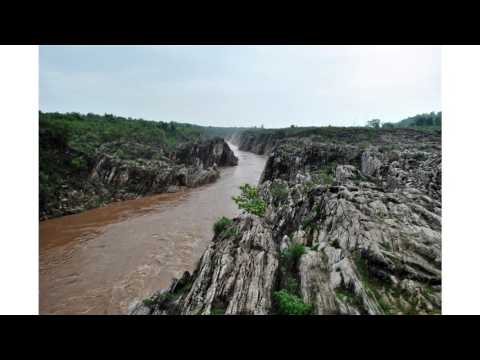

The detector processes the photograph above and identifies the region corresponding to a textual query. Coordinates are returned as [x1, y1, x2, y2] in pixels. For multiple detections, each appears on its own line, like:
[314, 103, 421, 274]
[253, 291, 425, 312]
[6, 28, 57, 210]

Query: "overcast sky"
[40, 45, 441, 128]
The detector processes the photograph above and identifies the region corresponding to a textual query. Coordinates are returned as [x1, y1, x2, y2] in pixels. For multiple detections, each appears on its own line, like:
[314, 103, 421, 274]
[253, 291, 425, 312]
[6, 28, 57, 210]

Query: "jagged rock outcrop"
[176, 138, 238, 168]
[229, 131, 280, 155]
[132, 129, 441, 315]
[40, 138, 238, 220]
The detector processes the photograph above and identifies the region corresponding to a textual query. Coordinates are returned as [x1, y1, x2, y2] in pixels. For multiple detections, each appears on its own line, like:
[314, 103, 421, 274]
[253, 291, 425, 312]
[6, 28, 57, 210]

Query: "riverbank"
[132, 129, 442, 315]
[39, 143, 267, 314]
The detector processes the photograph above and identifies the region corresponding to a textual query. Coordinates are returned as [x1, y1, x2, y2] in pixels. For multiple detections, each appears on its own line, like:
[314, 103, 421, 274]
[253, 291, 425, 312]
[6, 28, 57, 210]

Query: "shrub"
[142, 298, 155, 307]
[70, 156, 88, 171]
[232, 183, 266, 217]
[210, 307, 226, 315]
[281, 243, 306, 268]
[273, 289, 313, 315]
[311, 169, 334, 185]
[213, 216, 233, 236]
[270, 182, 289, 205]
[223, 226, 239, 238]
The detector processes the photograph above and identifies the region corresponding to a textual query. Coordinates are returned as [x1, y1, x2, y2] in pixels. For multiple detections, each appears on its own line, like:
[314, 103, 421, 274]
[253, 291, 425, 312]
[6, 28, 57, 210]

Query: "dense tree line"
[39, 112, 210, 155]
[39, 111, 246, 216]
[381, 111, 442, 129]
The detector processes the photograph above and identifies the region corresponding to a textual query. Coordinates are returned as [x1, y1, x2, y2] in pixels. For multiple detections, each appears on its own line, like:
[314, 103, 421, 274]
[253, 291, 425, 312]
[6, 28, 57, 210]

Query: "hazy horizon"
[40, 45, 441, 128]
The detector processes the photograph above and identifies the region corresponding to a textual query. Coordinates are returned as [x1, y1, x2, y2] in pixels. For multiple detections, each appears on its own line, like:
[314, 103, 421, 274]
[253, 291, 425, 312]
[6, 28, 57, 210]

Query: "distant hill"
[382, 111, 441, 129]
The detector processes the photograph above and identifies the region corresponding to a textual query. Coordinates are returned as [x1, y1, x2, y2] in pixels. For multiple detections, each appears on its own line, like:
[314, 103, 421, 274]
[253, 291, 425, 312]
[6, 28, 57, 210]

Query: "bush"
[270, 182, 289, 205]
[142, 298, 155, 307]
[232, 183, 267, 217]
[70, 156, 88, 171]
[213, 217, 233, 236]
[311, 168, 334, 185]
[281, 243, 306, 268]
[273, 289, 313, 315]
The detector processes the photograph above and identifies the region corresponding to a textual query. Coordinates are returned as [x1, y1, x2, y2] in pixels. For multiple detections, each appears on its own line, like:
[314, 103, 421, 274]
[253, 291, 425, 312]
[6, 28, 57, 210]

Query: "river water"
[39, 143, 266, 315]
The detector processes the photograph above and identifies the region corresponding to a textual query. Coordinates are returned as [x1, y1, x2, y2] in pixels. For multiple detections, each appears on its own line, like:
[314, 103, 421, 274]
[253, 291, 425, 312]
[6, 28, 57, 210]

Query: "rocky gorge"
[40, 136, 238, 220]
[130, 127, 442, 315]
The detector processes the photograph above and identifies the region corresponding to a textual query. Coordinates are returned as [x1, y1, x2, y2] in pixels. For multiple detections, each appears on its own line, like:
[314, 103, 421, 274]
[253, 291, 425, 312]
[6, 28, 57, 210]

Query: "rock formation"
[40, 137, 238, 220]
[131, 128, 441, 315]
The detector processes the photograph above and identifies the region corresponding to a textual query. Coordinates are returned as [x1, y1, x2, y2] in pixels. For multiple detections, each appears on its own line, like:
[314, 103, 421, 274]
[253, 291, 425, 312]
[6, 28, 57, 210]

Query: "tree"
[382, 122, 395, 129]
[232, 184, 266, 217]
[366, 119, 381, 129]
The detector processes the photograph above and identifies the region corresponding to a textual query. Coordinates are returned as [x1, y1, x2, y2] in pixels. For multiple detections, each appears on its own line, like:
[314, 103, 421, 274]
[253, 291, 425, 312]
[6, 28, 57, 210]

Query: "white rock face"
[134, 130, 441, 315]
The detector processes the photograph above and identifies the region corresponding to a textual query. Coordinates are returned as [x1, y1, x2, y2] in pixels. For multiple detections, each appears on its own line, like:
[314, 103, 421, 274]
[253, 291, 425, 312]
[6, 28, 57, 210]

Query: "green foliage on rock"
[213, 217, 233, 236]
[270, 181, 289, 205]
[232, 183, 266, 217]
[281, 243, 306, 268]
[273, 289, 313, 315]
[210, 307, 226, 315]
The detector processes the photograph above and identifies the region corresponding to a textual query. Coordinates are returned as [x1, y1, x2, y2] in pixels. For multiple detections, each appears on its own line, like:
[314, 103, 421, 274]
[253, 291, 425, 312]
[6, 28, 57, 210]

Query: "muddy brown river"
[39, 143, 266, 315]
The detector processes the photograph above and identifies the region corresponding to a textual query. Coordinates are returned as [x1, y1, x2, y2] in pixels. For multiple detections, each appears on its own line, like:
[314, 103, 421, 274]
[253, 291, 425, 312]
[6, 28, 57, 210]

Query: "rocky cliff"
[230, 130, 279, 155]
[40, 137, 238, 220]
[130, 128, 441, 315]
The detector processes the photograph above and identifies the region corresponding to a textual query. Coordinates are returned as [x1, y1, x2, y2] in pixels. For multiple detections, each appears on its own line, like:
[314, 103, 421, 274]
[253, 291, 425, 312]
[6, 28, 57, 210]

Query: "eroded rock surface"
[40, 138, 238, 220]
[132, 129, 441, 315]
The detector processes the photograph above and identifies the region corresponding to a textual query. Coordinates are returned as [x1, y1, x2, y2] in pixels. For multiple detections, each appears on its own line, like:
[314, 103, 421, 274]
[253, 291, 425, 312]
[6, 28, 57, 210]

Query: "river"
[39, 143, 267, 315]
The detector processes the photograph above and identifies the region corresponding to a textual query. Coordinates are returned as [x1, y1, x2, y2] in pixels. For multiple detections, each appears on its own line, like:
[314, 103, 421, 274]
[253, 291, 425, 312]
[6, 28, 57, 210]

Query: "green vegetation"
[281, 243, 306, 268]
[70, 156, 88, 171]
[210, 307, 226, 315]
[351, 253, 417, 315]
[213, 217, 239, 238]
[270, 181, 289, 205]
[273, 242, 312, 315]
[273, 289, 313, 315]
[213, 217, 233, 236]
[313, 168, 334, 185]
[223, 227, 239, 238]
[40, 111, 208, 156]
[39, 111, 246, 218]
[235, 111, 440, 152]
[232, 183, 266, 217]
[382, 111, 441, 129]
[142, 298, 155, 307]
[302, 205, 323, 231]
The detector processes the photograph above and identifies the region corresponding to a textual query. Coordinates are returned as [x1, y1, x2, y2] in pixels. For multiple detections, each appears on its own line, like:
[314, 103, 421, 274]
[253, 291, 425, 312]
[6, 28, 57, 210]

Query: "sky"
[40, 45, 441, 128]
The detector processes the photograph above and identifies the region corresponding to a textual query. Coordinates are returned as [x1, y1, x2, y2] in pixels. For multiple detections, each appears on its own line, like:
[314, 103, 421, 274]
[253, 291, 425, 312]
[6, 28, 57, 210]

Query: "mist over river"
[39, 143, 266, 315]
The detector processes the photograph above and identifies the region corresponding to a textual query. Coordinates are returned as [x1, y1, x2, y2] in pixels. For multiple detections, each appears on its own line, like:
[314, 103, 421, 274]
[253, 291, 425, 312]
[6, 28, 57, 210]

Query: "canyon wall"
[131, 128, 441, 315]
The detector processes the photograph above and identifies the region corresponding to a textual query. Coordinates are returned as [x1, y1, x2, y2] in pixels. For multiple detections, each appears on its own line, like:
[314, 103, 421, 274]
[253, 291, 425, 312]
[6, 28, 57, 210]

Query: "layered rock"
[40, 138, 238, 220]
[230, 131, 279, 155]
[132, 129, 441, 315]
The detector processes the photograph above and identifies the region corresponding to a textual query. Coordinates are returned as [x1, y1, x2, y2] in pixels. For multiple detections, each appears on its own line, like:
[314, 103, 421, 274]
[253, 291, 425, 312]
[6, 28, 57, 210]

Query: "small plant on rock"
[232, 183, 267, 217]
[270, 181, 289, 205]
[213, 216, 233, 236]
[142, 298, 155, 307]
[281, 243, 306, 269]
